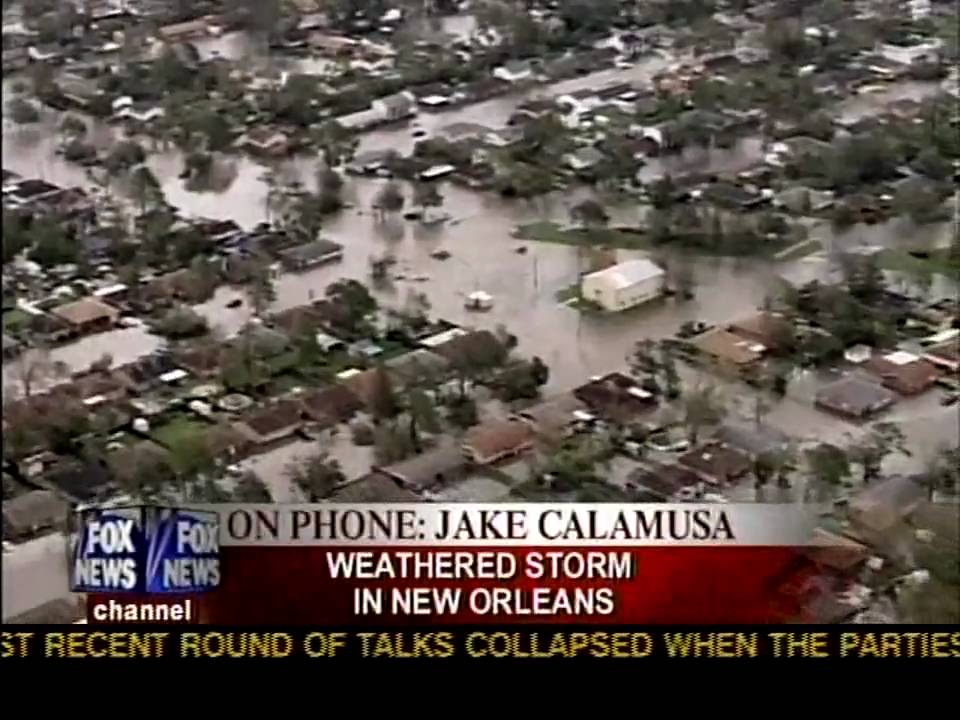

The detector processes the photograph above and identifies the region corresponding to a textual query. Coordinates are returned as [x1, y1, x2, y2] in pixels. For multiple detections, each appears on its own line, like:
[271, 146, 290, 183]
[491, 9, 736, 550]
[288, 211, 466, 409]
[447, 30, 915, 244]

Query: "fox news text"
[63, 503, 871, 625]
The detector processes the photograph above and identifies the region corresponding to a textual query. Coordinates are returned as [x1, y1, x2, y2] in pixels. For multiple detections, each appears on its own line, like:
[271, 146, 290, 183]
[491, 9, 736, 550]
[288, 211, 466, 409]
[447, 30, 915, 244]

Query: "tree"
[406, 387, 441, 451]
[413, 182, 443, 208]
[7, 98, 40, 125]
[245, 259, 276, 317]
[369, 364, 399, 422]
[128, 164, 163, 215]
[59, 114, 88, 137]
[233, 471, 272, 502]
[373, 181, 405, 218]
[286, 450, 344, 501]
[683, 383, 726, 444]
[315, 166, 345, 216]
[763, 18, 808, 64]
[672, 261, 695, 300]
[152, 305, 209, 340]
[805, 443, 850, 499]
[921, 445, 959, 500]
[894, 180, 943, 224]
[104, 140, 146, 175]
[570, 199, 609, 227]
[29, 219, 79, 267]
[660, 345, 680, 398]
[649, 175, 678, 210]
[630, 339, 660, 377]
[849, 422, 910, 484]
[9, 345, 70, 399]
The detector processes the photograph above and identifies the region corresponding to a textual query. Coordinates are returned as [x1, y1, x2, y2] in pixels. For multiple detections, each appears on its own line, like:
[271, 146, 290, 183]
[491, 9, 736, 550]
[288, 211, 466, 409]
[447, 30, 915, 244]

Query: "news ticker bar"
[4, 628, 960, 661]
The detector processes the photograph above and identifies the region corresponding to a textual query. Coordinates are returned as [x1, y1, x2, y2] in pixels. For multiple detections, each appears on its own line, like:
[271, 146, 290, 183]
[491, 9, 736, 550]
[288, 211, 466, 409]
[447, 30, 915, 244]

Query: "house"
[40, 458, 116, 503]
[514, 393, 589, 439]
[849, 474, 926, 535]
[239, 128, 290, 157]
[712, 424, 790, 459]
[804, 528, 870, 574]
[298, 385, 363, 427]
[384, 349, 450, 388]
[375, 437, 467, 491]
[233, 399, 308, 449]
[493, 59, 534, 83]
[114, 352, 181, 392]
[236, 324, 292, 361]
[50, 297, 120, 335]
[691, 327, 766, 369]
[374, 91, 417, 122]
[877, 37, 943, 66]
[815, 376, 897, 420]
[699, 181, 767, 211]
[6, 179, 63, 206]
[627, 463, 702, 501]
[327, 473, 421, 502]
[564, 146, 606, 172]
[427, 329, 504, 368]
[572, 373, 656, 423]
[157, 19, 210, 42]
[106, 441, 172, 487]
[922, 335, 960, 372]
[727, 311, 795, 353]
[439, 122, 495, 143]
[678, 443, 751, 485]
[863, 351, 941, 396]
[462, 418, 535, 465]
[774, 186, 835, 213]
[340, 367, 385, 408]
[55, 74, 103, 109]
[2, 45, 29, 71]
[116, 102, 165, 124]
[581, 259, 666, 313]
[2, 490, 69, 542]
[277, 239, 344, 271]
[269, 304, 331, 336]
[172, 344, 223, 378]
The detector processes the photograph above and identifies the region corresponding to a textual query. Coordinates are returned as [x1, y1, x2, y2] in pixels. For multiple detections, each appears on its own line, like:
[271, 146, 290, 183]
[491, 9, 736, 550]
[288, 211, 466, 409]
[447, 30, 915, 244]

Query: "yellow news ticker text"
[3, 631, 960, 659]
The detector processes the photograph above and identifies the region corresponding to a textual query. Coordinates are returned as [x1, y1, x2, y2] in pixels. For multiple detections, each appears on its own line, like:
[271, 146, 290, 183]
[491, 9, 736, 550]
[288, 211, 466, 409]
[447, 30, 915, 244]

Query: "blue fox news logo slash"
[72, 507, 220, 594]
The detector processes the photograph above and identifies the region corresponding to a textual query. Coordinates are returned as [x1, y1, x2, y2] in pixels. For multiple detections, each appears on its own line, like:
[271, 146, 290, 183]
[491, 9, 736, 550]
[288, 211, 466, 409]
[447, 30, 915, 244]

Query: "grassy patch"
[264, 349, 301, 376]
[879, 248, 959, 278]
[555, 284, 581, 303]
[2, 308, 32, 334]
[151, 416, 212, 453]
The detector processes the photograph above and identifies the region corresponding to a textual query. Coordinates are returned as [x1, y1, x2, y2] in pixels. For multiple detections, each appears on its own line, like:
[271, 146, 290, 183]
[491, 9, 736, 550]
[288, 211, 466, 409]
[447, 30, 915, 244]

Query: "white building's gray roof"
[584, 258, 664, 289]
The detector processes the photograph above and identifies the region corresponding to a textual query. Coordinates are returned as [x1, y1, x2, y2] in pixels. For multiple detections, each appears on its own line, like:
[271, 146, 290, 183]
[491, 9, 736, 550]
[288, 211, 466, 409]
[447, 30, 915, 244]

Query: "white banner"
[191, 504, 826, 547]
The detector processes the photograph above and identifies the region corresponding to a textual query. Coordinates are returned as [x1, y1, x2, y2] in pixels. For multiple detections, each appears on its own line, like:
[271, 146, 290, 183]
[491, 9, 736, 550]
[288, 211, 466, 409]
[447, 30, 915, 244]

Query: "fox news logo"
[72, 507, 220, 594]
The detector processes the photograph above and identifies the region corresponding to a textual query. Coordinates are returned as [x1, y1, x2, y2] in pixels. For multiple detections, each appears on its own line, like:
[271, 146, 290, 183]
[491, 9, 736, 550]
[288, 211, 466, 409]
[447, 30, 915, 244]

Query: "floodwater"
[833, 80, 945, 124]
[2, 71, 955, 393]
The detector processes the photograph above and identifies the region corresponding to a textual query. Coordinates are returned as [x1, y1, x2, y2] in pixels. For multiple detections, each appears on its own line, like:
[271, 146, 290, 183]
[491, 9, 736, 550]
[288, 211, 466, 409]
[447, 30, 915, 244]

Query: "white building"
[580, 259, 666, 312]
[877, 37, 943, 65]
[493, 60, 533, 83]
[907, 0, 931, 21]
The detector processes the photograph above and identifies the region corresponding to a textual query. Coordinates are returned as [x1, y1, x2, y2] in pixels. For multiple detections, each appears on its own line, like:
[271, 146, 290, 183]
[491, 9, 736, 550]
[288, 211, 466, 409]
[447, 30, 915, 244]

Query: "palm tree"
[128, 164, 163, 215]
[682, 383, 726, 444]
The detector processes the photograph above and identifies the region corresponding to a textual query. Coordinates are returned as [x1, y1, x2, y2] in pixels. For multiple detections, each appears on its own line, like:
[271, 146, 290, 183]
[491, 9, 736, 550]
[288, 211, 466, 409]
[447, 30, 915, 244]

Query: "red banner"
[89, 546, 826, 624]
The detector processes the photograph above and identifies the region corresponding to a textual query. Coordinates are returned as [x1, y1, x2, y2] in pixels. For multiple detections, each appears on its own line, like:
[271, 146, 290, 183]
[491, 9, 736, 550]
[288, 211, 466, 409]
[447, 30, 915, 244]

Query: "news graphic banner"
[79, 503, 829, 624]
[6, 628, 960, 661]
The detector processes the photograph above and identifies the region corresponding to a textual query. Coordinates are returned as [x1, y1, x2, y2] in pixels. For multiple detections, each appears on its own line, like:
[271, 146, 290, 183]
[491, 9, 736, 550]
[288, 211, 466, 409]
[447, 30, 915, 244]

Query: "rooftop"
[583, 259, 665, 290]
[50, 297, 119, 327]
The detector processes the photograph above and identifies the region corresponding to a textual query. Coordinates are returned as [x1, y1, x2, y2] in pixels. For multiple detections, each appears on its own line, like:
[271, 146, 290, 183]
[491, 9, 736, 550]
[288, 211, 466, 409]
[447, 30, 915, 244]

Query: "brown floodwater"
[2, 74, 954, 396]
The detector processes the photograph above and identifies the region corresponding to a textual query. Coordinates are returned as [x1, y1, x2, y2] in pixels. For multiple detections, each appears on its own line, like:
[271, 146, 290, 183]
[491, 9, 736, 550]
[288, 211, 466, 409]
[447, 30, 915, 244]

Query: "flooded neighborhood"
[2, 0, 958, 626]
